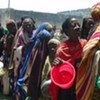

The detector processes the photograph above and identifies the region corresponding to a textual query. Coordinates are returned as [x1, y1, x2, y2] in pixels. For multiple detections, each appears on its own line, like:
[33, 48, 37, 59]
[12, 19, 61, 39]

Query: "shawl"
[76, 24, 100, 100]
[50, 39, 86, 100]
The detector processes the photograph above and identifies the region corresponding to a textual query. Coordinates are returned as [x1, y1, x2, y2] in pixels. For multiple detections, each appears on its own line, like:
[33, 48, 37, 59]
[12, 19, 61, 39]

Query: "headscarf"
[6, 19, 17, 35]
[6, 19, 16, 26]
[91, 2, 100, 22]
[45, 23, 53, 31]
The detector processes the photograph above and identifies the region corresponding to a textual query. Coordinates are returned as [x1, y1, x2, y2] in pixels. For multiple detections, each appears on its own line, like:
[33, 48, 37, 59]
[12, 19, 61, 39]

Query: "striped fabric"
[76, 25, 100, 100]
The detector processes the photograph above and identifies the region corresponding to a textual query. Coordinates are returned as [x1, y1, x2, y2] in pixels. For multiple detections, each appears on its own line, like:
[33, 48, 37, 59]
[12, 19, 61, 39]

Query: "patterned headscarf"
[22, 18, 34, 27]
[91, 2, 100, 22]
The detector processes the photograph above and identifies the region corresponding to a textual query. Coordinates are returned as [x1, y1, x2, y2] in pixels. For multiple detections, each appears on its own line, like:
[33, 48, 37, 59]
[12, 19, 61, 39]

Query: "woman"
[13, 20, 53, 100]
[1, 19, 17, 95]
[76, 3, 100, 100]
[12, 17, 35, 99]
[50, 17, 87, 100]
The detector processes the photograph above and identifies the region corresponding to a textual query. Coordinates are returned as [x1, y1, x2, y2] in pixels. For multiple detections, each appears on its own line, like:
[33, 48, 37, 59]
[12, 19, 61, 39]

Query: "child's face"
[48, 42, 59, 63]
[48, 43, 57, 56]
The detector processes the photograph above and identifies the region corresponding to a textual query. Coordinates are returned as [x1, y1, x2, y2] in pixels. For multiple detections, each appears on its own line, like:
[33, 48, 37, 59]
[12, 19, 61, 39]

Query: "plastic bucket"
[50, 61, 76, 89]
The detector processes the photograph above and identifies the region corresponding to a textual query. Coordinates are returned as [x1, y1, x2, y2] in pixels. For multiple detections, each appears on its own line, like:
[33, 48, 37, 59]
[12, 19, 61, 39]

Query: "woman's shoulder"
[57, 41, 70, 50]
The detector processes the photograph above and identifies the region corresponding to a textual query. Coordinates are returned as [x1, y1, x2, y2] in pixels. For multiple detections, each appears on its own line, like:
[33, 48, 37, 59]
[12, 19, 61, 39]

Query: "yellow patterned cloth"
[76, 25, 100, 100]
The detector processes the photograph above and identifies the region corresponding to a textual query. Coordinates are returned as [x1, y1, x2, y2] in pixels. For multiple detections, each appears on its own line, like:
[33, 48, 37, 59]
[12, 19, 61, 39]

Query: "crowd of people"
[0, 2, 100, 100]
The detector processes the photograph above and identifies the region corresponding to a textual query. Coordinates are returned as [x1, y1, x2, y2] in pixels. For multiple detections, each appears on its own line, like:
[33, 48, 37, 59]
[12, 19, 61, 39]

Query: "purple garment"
[27, 39, 48, 100]
[14, 27, 51, 100]
[14, 30, 33, 48]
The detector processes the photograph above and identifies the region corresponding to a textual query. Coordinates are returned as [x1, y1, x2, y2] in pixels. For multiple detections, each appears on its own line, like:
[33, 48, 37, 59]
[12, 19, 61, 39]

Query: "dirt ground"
[92, 88, 100, 100]
[0, 93, 11, 100]
[0, 88, 100, 100]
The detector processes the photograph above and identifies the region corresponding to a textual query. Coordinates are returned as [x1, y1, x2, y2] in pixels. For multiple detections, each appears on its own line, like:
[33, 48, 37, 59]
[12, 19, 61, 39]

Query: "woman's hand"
[24, 40, 33, 49]
[27, 40, 33, 46]
[52, 57, 62, 66]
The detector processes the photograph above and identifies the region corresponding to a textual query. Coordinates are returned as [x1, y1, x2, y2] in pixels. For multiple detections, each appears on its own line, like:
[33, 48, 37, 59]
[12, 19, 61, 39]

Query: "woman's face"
[23, 23, 33, 32]
[23, 18, 34, 33]
[66, 18, 81, 41]
[85, 19, 94, 30]
[7, 23, 17, 34]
